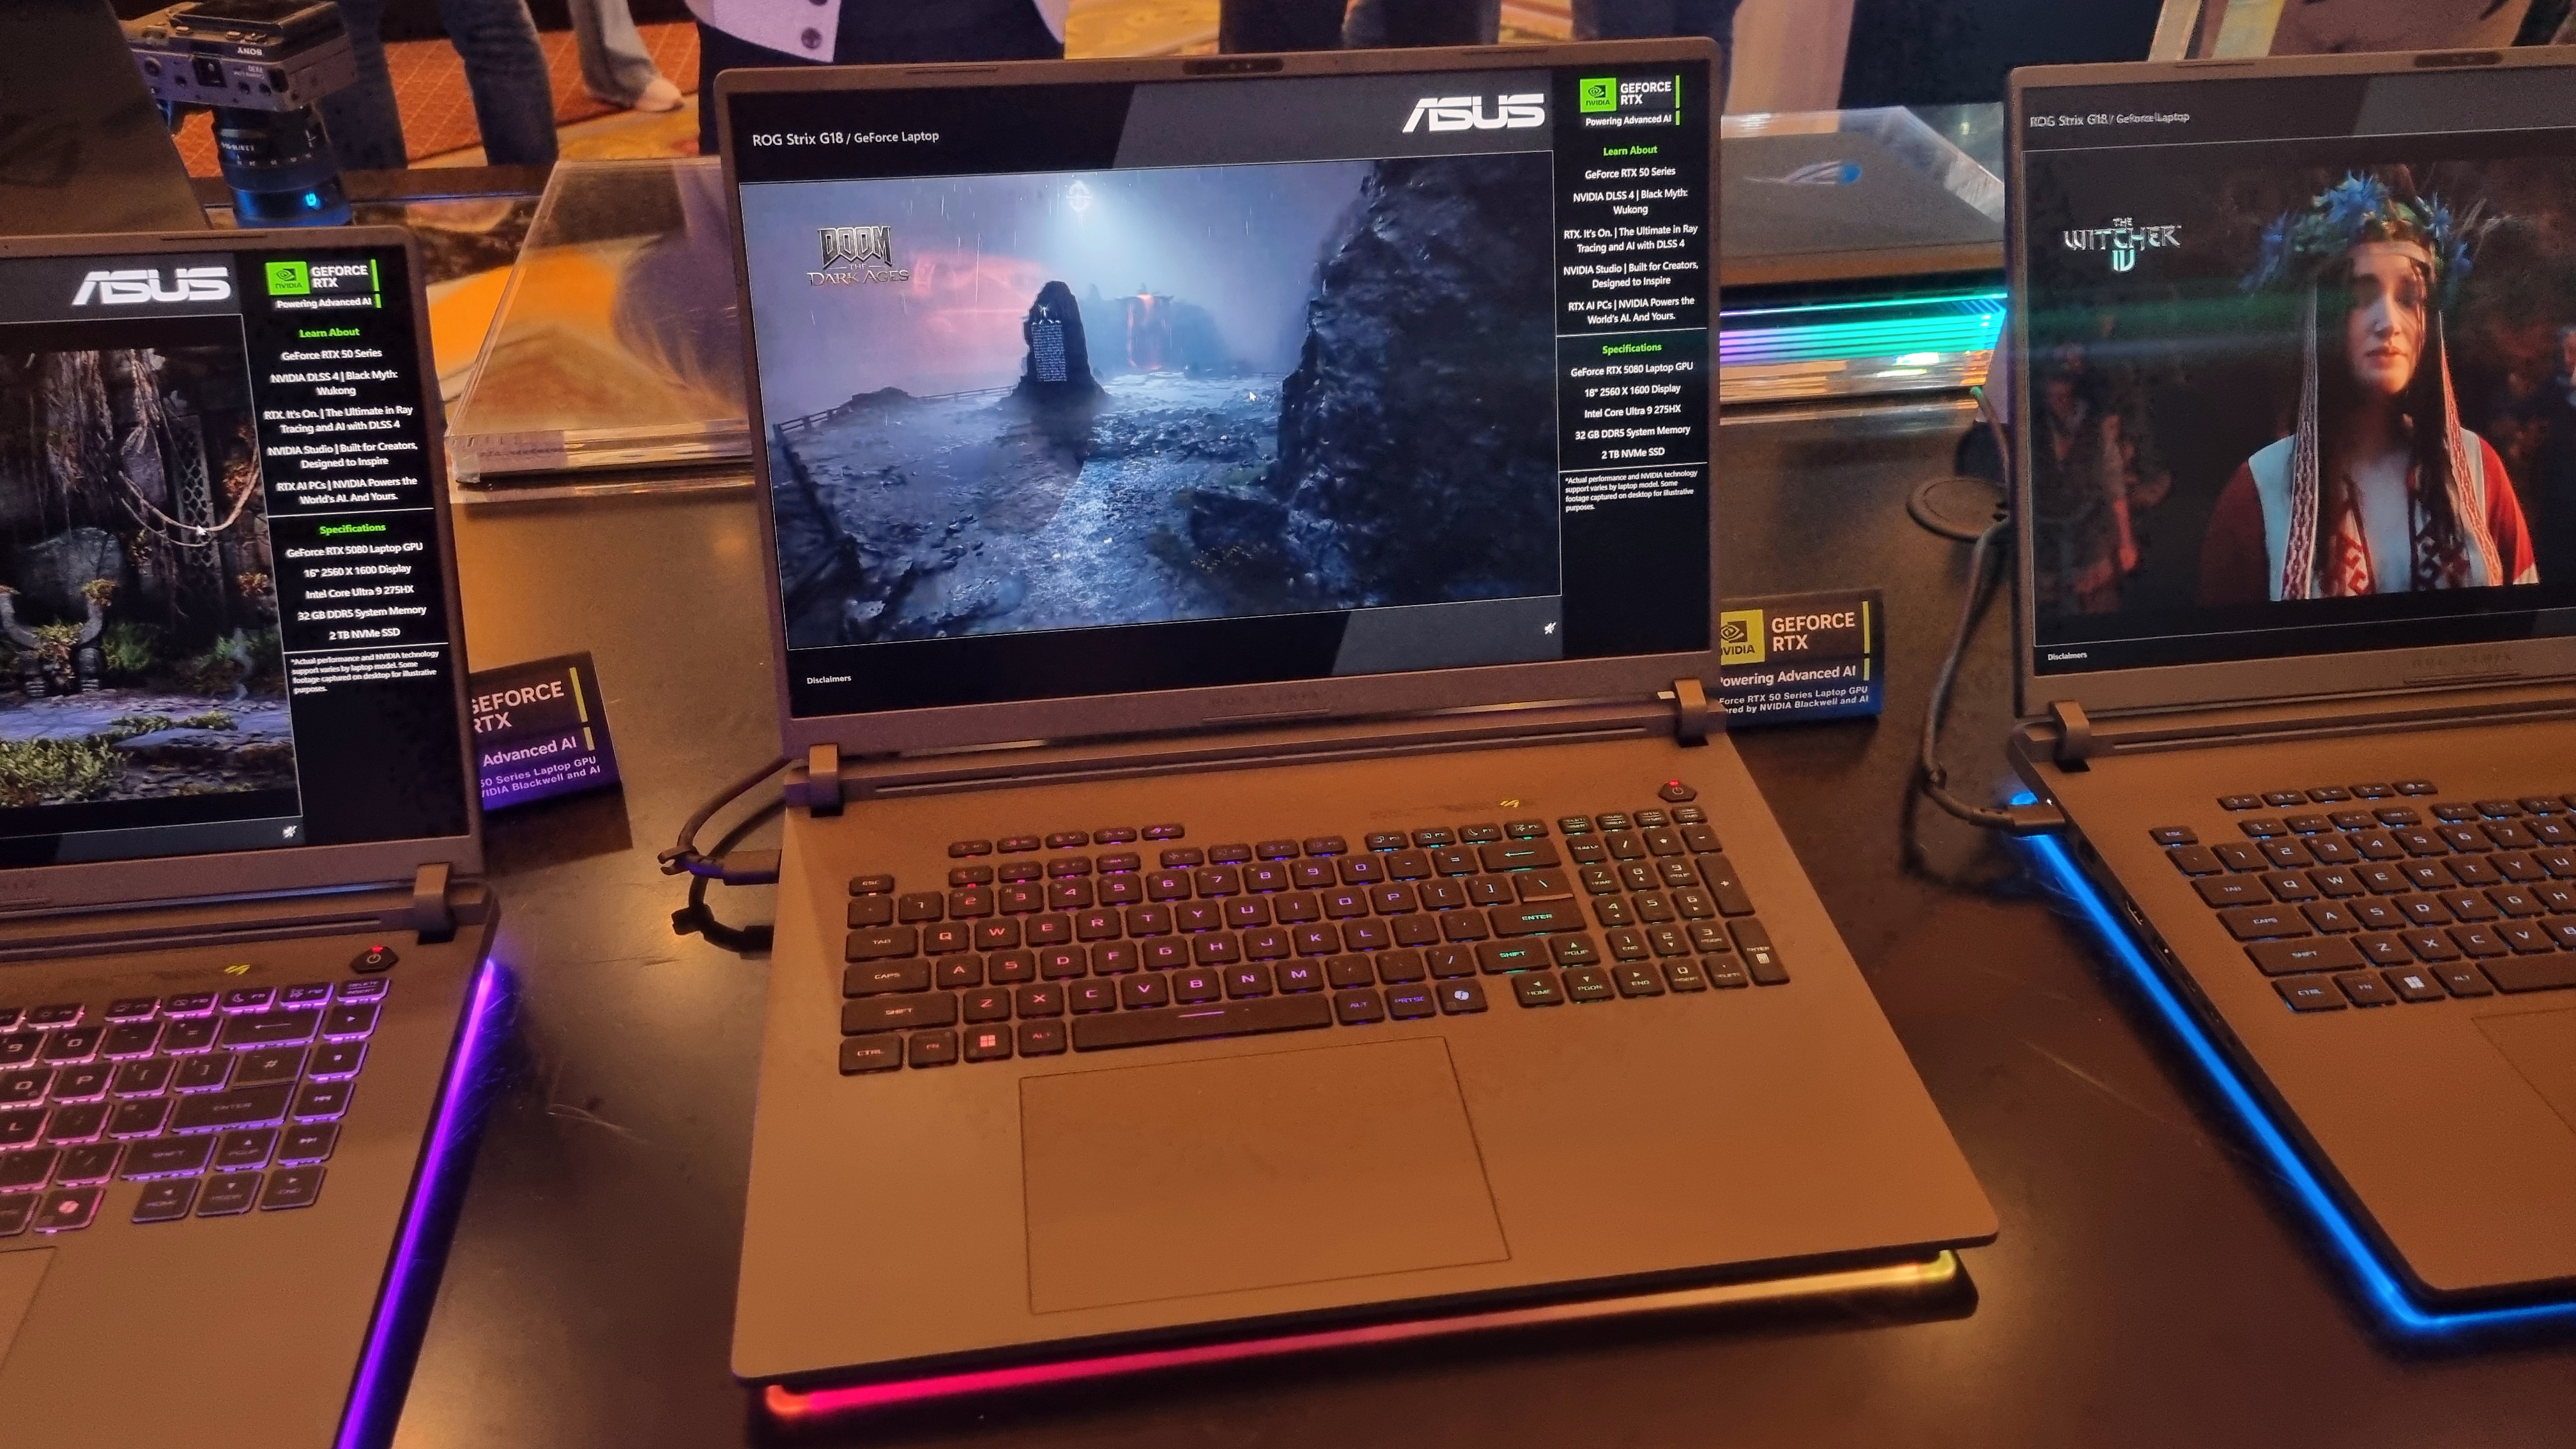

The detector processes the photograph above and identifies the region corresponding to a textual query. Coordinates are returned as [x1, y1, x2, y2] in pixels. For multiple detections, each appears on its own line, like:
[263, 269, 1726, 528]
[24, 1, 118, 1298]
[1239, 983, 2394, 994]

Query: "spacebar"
[2485, 956, 2576, 993]
[1071, 997, 1334, 1050]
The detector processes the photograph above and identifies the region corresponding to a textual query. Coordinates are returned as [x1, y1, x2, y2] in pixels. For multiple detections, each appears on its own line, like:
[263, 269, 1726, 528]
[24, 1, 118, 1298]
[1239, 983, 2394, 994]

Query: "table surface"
[394, 396, 2576, 1449]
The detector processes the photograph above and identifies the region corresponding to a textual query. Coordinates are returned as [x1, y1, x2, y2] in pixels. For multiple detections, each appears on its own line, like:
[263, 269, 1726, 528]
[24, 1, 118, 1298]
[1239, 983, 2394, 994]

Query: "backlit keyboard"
[0, 978, 385, 1235]
[2154, 782, 2576, 1011]
[838, 797, 1787, 1073]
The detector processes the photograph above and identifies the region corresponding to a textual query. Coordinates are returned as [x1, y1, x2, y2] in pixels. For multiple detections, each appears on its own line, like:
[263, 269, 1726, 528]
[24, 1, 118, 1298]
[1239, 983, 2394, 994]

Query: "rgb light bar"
[1718, 289, 2003, 404]
[335, 959, 510, 1449]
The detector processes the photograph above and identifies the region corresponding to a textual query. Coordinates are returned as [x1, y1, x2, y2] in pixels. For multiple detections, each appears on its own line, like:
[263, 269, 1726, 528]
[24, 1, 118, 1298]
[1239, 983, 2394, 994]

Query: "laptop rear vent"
[1184, 57, 1285, 75]
[2402, 669, 2523, 688]
[2414, 50, 2501, 68]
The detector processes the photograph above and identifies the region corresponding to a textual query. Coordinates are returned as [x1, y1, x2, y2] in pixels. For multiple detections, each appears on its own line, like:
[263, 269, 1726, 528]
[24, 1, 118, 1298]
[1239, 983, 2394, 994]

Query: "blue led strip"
[2011, 816, 2576, 1338]
[336, 959, 512, 1448]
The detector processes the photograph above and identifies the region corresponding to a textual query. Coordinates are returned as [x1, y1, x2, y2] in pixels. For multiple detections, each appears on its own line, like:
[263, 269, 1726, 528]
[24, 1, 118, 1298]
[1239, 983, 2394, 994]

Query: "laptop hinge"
[788, 743, 845, 816]
[2048, 699, 2096, 769]
[1668, 677, 1711, 746]
[410, 863, 456, 943]
[794, 696, 1692, 801]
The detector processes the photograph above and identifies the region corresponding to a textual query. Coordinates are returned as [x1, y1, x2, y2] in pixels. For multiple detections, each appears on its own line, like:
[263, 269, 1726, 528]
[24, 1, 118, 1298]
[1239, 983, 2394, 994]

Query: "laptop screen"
[726, 61, 1713, 718]
[2016, 65, 2576, 678]
[0, 241, 470, 867]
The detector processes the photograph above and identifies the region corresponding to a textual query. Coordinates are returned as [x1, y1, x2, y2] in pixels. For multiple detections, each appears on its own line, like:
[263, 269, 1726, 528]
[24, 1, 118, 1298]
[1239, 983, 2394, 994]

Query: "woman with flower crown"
[2199, 172, 2540, 604]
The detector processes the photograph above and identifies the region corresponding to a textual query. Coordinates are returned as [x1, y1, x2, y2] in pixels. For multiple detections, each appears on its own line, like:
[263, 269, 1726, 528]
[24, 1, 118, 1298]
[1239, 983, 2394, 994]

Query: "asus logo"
[1402, 93, 1545, 133]
[70, 266, 232, 307]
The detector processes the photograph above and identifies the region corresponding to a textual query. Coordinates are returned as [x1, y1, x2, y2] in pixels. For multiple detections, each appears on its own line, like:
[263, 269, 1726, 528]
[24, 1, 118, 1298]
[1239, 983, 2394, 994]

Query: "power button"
[351, 944, 399, 973]
[1656, 779, 1697, 803]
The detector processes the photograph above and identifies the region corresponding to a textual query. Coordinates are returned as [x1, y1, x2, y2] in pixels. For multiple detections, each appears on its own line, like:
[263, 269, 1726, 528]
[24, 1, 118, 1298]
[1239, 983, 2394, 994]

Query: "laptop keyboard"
[2154, 782, 2576, 1012]
[838, 797, 1787, 1073]
[0, 978, 385, 1236]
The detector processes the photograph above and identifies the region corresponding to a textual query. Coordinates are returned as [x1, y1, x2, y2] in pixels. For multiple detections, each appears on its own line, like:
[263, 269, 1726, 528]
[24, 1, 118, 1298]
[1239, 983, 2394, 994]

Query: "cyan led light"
[2011, 812, 2576, 1338]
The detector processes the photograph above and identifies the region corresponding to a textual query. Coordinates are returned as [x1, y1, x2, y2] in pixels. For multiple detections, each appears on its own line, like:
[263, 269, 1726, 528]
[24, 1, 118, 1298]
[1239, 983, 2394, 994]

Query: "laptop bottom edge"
[762, 1248, 1971, 1421]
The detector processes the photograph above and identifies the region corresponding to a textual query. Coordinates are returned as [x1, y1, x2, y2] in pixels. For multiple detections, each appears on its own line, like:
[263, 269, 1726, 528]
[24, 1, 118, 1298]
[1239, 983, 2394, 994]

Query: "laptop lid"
[0, 226, 480, 914]
[2007, 47, 2576, 720]
[0, 0, 207, 237]
[716, 43, 1721, 758]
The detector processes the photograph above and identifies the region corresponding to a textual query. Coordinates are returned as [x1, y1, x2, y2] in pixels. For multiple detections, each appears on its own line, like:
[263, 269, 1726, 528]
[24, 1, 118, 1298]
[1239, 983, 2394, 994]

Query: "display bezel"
[2005, 48, 2576, 721]
[0, 226, 482, 914]
[716, 41, 1726, 759]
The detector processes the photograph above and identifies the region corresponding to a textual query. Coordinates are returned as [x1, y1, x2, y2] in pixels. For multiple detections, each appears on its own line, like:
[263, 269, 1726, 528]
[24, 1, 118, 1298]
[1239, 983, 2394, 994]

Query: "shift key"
[171, 1084, 293, 1135]
[1488, 902, 1586, 935]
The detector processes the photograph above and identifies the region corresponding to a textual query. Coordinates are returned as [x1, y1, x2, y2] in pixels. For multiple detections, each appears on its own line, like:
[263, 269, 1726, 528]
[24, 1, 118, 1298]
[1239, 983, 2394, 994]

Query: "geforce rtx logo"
[70, 266, 232, 307]
[1403, 93, 1545, 133]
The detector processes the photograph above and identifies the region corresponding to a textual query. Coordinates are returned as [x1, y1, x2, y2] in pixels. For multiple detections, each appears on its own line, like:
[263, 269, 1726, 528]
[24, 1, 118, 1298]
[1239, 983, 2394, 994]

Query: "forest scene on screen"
[2025, 161, 2576, 627]
[743, 155, 1560, 648]
[0, 343, 291, 808]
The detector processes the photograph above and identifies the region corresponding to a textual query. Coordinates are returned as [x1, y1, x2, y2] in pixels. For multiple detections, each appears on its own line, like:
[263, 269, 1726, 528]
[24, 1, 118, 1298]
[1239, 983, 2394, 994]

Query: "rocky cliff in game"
[1184, 153, 1561, 608]
[766, 151, 1559, 648]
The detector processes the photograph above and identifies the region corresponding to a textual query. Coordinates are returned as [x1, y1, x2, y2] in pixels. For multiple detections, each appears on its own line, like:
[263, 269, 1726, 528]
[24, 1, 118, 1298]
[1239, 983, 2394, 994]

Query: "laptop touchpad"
[1020, 1038, 1509, 1314]
[2478, 1010, 2576, 1140]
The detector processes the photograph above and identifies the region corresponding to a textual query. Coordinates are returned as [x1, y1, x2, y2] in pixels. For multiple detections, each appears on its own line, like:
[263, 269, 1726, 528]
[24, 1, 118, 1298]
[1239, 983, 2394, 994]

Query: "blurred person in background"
[323, 0, 560, 170]
[569, 0, 684, 112]
[688, 0, 1065, 155]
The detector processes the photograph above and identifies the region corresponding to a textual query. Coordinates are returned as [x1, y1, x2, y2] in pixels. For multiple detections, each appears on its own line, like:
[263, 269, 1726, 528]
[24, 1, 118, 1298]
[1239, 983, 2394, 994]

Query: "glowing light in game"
[1066, 180, 1093, 217]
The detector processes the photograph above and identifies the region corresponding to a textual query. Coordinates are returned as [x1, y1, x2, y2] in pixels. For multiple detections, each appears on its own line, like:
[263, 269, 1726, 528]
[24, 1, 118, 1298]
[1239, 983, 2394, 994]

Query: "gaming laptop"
[0, 227, 500, 1446]
[2006, 48, 2576, 1305]
[715, 43, 1995, 1400]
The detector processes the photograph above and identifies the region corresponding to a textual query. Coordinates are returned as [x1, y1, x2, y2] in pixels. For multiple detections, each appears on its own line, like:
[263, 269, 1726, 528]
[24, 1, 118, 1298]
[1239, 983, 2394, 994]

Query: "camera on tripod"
[125, 0, 360, 225]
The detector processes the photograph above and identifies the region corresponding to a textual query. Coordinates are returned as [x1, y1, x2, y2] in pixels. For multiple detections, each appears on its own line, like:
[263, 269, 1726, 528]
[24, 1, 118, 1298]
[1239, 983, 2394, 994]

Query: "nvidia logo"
[1579, 76, 1616, 113]
[1718, 609, 1764, 665]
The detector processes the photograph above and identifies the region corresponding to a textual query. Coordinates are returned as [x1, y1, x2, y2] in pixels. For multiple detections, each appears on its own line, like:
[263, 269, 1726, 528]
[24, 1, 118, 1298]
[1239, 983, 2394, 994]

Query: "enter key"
[1488, 901, 1586, 936]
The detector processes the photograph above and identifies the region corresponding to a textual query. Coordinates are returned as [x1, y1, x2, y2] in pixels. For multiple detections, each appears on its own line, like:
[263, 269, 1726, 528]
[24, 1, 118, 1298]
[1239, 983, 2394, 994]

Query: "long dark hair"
[2314, 248, 2469, 588]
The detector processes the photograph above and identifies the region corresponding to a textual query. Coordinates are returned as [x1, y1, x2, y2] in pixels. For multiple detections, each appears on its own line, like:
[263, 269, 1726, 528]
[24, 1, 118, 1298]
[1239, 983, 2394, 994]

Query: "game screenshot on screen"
[0, 245, 468, 866]
[756, 157, 1561, 645]
[2023, 137, 2576, 673]
[731, 65, 1716, 714]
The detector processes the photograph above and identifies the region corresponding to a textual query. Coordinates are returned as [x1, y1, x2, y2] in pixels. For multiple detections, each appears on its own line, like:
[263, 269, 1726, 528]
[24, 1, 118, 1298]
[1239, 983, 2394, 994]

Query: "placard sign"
[467, 652, 620, 809]
[1714, 590, 1885, 726]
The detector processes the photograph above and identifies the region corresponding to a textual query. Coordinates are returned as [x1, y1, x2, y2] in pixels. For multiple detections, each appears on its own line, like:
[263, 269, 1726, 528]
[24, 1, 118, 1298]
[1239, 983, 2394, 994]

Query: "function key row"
[2216, 786, 2576, 816]
[929, 804, 1714, 875]
[0, 978, 384, 1034]
[949, 826, 1173, 857]
[2217, 782, 2437, 811]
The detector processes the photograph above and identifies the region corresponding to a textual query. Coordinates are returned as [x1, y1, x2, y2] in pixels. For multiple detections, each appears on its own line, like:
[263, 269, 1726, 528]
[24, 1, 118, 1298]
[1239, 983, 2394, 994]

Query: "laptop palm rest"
[1021, 1039, 1509, 1314]
[2477, 1011, 2576, 1142]
[0, 1251, 54, 1372]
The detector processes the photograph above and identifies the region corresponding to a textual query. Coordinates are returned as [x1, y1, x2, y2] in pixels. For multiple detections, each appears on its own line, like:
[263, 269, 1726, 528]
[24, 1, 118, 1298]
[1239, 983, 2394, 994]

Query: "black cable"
[673, 793, 785, 953]
[661, 755, 790, 954]
[658, 755, 790, 885]
[1914, 387, 2067, 836]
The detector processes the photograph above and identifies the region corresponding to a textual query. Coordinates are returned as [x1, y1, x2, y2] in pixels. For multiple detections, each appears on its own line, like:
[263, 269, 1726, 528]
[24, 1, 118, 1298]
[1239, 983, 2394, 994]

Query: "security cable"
[1915, 387, 2067, 836]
